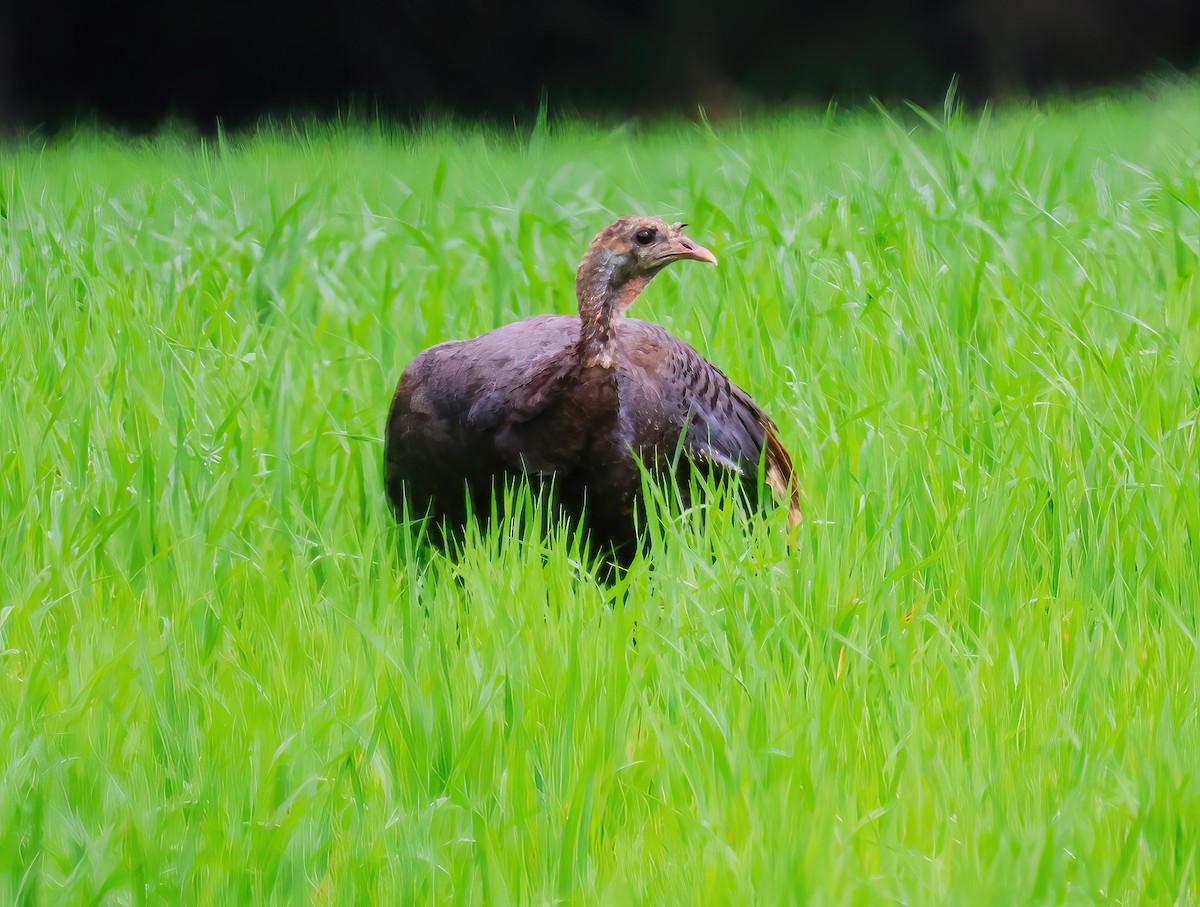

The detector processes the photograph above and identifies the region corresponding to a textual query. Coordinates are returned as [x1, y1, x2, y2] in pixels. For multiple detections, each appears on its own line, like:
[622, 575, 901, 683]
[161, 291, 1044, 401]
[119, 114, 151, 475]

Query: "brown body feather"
[384, 217, 801, 556]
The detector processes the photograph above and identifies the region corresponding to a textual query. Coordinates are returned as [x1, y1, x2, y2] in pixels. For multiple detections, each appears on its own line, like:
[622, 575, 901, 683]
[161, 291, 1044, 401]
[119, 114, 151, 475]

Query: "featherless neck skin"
[575, 251, 654, 369]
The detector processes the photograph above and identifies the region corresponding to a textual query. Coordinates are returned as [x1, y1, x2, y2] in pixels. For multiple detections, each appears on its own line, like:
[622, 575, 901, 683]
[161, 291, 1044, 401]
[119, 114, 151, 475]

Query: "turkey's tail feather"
[761, 418, 803, 529]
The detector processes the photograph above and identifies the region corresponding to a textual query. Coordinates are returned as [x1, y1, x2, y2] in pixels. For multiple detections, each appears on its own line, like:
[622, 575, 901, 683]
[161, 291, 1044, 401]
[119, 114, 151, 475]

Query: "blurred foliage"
[5, 0, 1200, 130]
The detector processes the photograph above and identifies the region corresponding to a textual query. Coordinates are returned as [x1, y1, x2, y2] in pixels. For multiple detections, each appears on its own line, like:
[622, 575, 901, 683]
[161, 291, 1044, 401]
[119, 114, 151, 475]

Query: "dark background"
[3, 0, 1200, 131]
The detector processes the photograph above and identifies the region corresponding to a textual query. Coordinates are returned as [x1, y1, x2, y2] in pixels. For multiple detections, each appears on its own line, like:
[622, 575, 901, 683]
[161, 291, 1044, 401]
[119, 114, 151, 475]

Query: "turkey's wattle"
[384, 216, 801, 556]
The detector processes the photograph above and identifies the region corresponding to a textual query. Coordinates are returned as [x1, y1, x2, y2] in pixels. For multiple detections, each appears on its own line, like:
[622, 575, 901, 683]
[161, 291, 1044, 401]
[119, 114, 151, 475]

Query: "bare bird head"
[577, 216, 718, 296]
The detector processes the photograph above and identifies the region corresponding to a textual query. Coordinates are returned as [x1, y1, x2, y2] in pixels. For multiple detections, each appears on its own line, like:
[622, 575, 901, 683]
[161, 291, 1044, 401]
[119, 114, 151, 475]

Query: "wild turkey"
[384, 215, 801, 556]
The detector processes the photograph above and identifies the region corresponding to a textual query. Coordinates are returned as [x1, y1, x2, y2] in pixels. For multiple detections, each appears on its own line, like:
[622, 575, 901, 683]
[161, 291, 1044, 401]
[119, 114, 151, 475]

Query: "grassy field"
[2, 82, 1200, 904]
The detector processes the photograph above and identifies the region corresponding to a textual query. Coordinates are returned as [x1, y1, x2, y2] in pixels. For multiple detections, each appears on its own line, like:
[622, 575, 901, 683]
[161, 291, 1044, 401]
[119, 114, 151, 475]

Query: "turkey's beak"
[667, 235, 718, 266]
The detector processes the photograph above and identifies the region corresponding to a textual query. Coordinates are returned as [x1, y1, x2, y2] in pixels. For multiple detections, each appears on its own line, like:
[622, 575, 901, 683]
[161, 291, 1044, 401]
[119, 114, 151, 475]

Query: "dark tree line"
[4, 0, 1200, 130]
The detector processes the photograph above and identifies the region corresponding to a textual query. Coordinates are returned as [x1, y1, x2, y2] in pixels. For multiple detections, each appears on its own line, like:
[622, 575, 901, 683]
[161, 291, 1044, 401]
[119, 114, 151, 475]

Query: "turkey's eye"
[634, 228, 657, 246]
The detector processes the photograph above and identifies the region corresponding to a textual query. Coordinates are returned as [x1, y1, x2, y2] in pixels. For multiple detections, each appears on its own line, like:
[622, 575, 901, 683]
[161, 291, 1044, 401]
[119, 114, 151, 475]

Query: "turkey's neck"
[575, 256, 649, 369]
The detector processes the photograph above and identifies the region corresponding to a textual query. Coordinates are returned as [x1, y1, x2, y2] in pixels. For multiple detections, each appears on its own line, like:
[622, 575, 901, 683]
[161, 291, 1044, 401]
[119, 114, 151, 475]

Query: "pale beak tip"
[682, 241, 718, 267]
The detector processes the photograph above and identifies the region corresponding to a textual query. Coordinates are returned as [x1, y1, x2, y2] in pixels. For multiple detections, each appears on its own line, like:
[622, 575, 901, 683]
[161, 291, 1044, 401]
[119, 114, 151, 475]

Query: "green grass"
[2, 82, 1200, 904]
